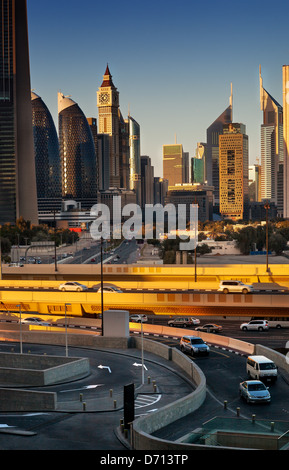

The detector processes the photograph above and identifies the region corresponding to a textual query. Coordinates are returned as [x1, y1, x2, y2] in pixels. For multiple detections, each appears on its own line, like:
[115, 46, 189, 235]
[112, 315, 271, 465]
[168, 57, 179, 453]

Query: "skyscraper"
[206, 85, 233, 205]
[219, 123, 249, 220]
[141, 155, 154, 209]
[283, 65, 289, 218]
[31, 92, 61, 212]
[260, 66, 283, 214]
[58, 93, 98, 209]
[127, 115, 141, 205]
[163, 144, 184, 187]
[0, 0, 38, 224]
[97, 65, 120, 188]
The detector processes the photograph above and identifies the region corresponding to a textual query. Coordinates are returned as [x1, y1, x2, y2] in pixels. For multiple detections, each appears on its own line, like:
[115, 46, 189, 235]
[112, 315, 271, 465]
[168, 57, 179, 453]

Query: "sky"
[27, 0, 289, 178]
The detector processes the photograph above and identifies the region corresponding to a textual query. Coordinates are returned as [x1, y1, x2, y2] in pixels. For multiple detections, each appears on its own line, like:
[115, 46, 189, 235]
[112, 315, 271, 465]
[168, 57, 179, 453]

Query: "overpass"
[0, 284, 288, 318]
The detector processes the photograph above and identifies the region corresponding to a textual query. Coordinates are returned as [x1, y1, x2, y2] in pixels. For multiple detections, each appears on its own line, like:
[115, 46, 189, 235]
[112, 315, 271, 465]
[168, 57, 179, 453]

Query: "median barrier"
[255, 344, 289, 374]
[0, 388, 56, 411]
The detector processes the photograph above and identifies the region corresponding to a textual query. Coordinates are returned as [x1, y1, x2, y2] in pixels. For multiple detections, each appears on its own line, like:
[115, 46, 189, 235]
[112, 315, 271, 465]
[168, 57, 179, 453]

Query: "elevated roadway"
[0, 284, 288, 318]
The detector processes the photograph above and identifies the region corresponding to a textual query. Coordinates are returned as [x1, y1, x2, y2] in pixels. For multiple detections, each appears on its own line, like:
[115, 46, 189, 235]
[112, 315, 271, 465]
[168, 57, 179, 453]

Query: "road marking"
[60, 384, 104, 393]
[98, 365, 112, 373]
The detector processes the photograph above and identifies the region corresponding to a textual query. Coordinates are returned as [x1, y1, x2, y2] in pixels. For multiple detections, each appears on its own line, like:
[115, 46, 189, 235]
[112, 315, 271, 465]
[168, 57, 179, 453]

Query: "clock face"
[99, 92, 109, 104]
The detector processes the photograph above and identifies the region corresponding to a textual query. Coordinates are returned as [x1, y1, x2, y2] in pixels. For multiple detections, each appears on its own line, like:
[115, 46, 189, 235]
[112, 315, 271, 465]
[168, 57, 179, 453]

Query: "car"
[59, 281, 88, 292]
[20, 317, 50, 326]
[167, 317, 200, 327]
[8, 262, 24, 267]
[239, 380, 271, 404]
[195, 323, 222, 333]
[240, 320, 269, 331]
[129, 314, 148, 323]
[218, 280, 254, 294]
[96, 286, 123, 293]
[180, 335, 210, 356]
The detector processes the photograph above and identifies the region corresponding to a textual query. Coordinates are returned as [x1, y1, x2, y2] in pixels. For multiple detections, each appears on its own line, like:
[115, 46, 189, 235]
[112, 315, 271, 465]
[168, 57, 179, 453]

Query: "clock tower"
[97, 65, 120, 188]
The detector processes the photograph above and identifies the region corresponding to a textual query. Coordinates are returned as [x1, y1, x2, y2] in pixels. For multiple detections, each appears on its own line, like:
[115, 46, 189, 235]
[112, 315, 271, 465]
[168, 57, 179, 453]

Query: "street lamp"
[264, 202, 270, 273]
[100, 237, 104, 336]
[65, 303, 71, 357]
[17, 304, 22, 354]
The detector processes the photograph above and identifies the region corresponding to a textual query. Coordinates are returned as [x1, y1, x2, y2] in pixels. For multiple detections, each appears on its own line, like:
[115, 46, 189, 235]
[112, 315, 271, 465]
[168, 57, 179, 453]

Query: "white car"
[239, 380, 271, 404]
[130, 314, 148, 323]
[167, 317, 200, 327]
[20, 317, 50, 326]
[240, 320, 269, 331]
[218, 280, 254, 294]
[59, 281, 88, 292]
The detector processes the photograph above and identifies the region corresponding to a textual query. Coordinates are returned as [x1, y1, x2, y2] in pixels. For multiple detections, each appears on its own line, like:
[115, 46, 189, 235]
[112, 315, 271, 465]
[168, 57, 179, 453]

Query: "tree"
[234, 226, 256, 255]
[269, 233, 287, 255]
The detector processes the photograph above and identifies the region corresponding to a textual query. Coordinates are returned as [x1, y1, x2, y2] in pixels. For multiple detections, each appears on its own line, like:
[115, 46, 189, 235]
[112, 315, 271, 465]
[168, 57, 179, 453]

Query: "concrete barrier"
[0, 388, 56, 411]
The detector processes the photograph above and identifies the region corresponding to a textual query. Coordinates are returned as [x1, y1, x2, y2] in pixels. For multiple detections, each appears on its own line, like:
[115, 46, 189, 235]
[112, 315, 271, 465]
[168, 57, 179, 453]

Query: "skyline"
[27, 0, 289, 178]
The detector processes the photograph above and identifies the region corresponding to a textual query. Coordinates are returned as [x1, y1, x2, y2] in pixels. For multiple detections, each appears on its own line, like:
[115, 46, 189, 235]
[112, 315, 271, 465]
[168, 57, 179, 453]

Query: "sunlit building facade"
[58, 93, 98, 209]
[127, 115, 141, 206]
[163, 144, 184, 187]
[283, 65, 289, 218]
[219, 123, 249, 220]
[31, 92, 61, 212]
[260, 66, 283, 215]
[0, 0, 38, 224]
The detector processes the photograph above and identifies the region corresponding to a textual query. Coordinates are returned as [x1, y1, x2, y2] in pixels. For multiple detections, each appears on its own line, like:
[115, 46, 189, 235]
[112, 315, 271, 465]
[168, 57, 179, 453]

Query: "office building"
[141, 156, 154, 209]
[0, 0, 38, 224]
[219, 123, 249, 220]
[97, 65, 120, 188]
[87, 117, 99, 191]
[165, 183, 214, 222]
[260, 66, 283, 215]
[206, 84, 233, 205]
[31, 92, 61, 213]
[58, 92, 98, 209]
[248, 164, 262, 202]
[192, 143, 207, 184]
[127, 115, 141, 206]
[97, 134, 110, 191]
[283, 65, 289, 218]
[154, 177, 168, 206]
[163, 144, 184, 187]
[119, 110, 130, 190]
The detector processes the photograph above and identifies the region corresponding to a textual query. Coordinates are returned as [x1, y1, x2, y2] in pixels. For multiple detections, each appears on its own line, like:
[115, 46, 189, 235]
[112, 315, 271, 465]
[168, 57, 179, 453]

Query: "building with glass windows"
[206, 85, 233, 206]
[127, 115, 141, 206]
[260, 66, 283, 215]
[58, 92, 98, 209]
[0, 0, 38, 224]
[163, 144, 184, 187]
[219, 123, 249, 220]
[31, 92, 61, 213]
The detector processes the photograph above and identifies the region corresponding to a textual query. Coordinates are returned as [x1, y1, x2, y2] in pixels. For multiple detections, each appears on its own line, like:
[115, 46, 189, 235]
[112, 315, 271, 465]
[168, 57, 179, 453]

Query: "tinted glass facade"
[59, 95, 98, 209]
[31, 93, 61, 210]
[0, 0, 38, 224]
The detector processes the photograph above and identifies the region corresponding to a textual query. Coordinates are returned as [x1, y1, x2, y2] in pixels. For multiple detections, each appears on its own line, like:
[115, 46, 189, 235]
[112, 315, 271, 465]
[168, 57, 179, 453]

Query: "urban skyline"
[27, 0, 289, 178]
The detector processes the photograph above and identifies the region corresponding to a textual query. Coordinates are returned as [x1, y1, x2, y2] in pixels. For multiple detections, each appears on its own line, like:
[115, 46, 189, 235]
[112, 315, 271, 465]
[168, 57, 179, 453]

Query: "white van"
[218, 280, 254, 294]
[246, 355, 277, 382]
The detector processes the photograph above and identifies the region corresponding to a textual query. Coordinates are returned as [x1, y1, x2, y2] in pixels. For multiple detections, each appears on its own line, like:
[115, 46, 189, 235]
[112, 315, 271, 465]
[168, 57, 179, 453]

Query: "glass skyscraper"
[0, 0, 38, 224]
[58, 92, 98, 209]
[127, 115, 141, 206]
[31, 92, 61, 212]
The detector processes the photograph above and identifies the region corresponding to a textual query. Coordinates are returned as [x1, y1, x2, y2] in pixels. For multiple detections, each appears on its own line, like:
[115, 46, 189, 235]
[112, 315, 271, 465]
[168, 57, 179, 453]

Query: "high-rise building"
[192, 143, 207, 184]
[0, 0, 38, 224]
[163, 144, 184, 187]
[249, 164, 262, 202]
[154, 177, 168, 206]
[127, 115, 141, 206]
[58, 93, 98, 209]
[141, 156, 154, 209]
[119, 110, 130, 190]
[260, 66, 283, 215]
[206, 85, 233, 205]
[283, 65, 289, 218]
[97, 134, 110, 191]
[219, 123, 249, 220]
[87, 117, 99, 192]
[97, 65, 120, 188]
[31, 92, 61, 213]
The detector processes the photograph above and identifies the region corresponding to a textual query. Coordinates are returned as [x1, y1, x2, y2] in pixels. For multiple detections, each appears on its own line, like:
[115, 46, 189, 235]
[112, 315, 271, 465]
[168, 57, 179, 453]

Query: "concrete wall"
[0, 388, 56, 411]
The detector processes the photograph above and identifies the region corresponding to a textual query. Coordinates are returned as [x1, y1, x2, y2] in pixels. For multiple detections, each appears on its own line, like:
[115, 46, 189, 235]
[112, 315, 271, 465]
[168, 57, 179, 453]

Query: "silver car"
[239, 380, 271, 404]
[180, 335, 210, 356]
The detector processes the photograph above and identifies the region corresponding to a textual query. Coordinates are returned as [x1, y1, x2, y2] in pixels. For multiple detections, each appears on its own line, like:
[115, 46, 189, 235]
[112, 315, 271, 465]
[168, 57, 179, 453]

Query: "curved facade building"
[58, 93, 98, 208]
[31, 92, 61, 211]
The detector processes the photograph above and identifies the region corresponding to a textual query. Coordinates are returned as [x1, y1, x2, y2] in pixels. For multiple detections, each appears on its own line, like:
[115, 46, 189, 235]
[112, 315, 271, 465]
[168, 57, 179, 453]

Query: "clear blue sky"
[27, 0, 289, 177]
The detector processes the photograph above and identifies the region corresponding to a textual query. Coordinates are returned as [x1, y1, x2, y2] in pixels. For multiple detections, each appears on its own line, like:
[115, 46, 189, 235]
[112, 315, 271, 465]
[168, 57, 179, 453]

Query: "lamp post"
[264, 202, 270, 273]
[141, 316, 144, 385]
[53, 210, 58, 272]
[17, 304, 22, 354]
[194, 199, 199, 282]
[65, 303, 71, 357]
[100, 237, 104, 336]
